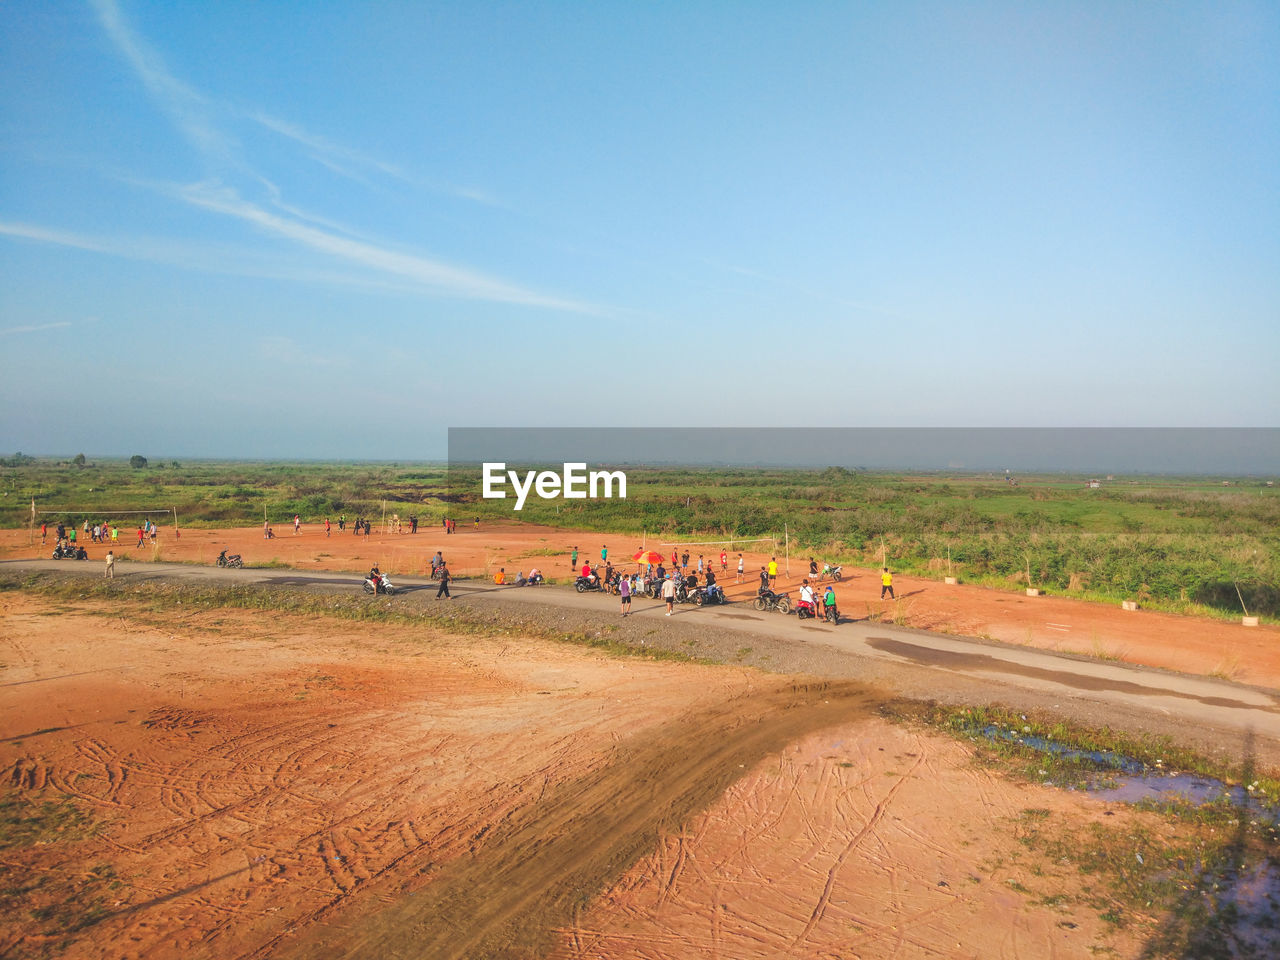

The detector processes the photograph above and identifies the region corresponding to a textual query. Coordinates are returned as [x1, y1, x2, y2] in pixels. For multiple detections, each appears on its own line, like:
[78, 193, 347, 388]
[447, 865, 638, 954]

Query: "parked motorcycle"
[52, 543, 87, 560]
[216, 550, 243, 569]
[574, 575, 603, 593]
[825, 564, 843, 582]
[753, 589, 791, 614]
[694, 585, 729, 606]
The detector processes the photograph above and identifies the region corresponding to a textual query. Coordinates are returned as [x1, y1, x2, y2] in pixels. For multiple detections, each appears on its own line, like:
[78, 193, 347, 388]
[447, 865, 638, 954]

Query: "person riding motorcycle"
[704, 568, 722, 602]
[368, 565, 384, 594]
[824, 584, 839, 621]
[798, 580, 817, 617]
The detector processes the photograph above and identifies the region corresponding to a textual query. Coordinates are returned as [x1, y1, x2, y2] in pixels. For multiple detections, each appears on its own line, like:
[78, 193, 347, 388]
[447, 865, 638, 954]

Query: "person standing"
[40, 523, 47, 545]
[759, 565, 770, 592]
[325, 518, 331, 537]
[136, 526, 145, 548]
[881, 568, 895, 599]
[104, 550, 115, 579]
[110, 525, 118, 544]
[294, 514, 301, 535]
[767, 557, 778, 585]
[737, 553, 744, 583]
[601, 544, 608, 563]
[619, 574, 631, 617]
[436, 560, 452, 599]
[661, 574, 676, 616]
[571, 546, 578, 569]
[720, 550, 727, 572]
[264, 519, 270, 539]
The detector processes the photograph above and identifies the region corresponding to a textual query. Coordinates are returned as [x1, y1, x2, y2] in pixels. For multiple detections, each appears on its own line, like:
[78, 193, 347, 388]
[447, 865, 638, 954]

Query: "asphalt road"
[9, 559, 1279, 764]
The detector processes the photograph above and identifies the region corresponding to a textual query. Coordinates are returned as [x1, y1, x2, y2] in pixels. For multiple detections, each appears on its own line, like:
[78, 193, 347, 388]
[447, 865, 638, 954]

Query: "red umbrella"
[633, 550, 664, 565]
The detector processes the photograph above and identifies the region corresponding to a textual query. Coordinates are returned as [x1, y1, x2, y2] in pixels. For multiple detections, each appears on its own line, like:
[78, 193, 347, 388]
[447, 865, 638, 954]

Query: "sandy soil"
[0, 593, 1152, 960]
[4, 521, 1277, 689]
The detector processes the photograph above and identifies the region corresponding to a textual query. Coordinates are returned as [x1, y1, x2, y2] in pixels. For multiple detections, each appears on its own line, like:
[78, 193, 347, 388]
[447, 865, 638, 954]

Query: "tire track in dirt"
[279, 681, 881, 960]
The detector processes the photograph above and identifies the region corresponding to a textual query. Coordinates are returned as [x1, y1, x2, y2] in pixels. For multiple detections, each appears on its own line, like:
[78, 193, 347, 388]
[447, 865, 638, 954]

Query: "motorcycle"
[363, 574, 396, 595]
[796, 598, 819, 619]
[753, 589, 791, 614]
[824, 564, 843, 582]
[574, 575, 603, 593]
[824, 604, 840, 624]
[216, 550, 243, 569]
[694, 585, 729, 606]
[52, 543, 87, 560]
[674, 580, 700, 604]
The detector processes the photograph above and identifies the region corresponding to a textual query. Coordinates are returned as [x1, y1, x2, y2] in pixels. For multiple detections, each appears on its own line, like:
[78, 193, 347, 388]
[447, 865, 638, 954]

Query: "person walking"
[881, 567, 895, 599]
[294, 514, 301, 535]
[104, 550, 115, 579]
[325, 518, 331, 537]
[111, 525, 118, 544]
[40, 523, 47, 545]
[619, 574, 632, 617]
[661, 574, 676, 616]
[436, 560, 452, 599]
[136, 526, 145, 548]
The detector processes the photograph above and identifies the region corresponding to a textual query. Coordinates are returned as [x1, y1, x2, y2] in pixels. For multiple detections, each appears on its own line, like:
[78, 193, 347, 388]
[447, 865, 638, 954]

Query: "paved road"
[10, 559, 1280, 752]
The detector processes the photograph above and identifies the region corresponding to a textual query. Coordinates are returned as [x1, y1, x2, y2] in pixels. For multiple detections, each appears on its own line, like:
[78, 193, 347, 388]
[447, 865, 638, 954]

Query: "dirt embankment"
[1, 593, 1159, 959]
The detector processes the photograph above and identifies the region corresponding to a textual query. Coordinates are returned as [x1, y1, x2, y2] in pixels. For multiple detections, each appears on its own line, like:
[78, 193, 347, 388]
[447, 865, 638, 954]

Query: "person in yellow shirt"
[767, 557, 778, 585]
[881, 567, 894, 599]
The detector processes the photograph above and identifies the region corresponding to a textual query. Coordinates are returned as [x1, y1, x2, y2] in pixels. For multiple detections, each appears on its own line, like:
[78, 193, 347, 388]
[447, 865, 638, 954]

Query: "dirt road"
[8, 559, 1279, 768]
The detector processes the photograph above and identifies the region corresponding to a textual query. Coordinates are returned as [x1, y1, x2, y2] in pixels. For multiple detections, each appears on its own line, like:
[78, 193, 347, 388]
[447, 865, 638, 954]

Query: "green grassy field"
[3, 457, 1276, 619]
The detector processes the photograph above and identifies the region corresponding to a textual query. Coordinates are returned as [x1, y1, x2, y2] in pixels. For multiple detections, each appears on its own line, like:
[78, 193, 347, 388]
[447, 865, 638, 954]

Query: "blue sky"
[1, 1, 1277, 458]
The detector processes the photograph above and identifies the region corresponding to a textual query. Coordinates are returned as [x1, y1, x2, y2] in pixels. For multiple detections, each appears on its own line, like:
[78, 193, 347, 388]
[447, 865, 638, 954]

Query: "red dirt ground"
[1, 594, 1151, 959]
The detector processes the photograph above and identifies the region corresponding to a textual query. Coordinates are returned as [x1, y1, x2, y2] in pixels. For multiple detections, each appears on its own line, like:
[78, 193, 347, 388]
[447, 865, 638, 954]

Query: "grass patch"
[884, 700, 1280, 953]
[0, 571, 709, 666]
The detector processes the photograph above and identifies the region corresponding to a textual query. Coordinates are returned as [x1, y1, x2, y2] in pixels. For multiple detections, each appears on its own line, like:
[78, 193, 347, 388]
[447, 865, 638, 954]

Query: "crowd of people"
[40, 517, 161, 549]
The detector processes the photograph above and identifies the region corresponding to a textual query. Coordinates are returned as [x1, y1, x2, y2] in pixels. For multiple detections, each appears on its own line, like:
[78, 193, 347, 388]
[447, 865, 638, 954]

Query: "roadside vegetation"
[2, 458, 1275, 618]
[888, 701, 1280, 955]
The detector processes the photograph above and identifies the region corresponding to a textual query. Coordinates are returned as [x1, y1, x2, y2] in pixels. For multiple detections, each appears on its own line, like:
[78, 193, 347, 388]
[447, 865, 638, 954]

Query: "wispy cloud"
[0, 221, 116, 254]
[1, 321, 73, 336]
[0, 218, 411, 293]
[174, 181, 600, 313]
[249, 111, 407, 183]
[89, 0, 237, 166]
[82, 0, 579, 314]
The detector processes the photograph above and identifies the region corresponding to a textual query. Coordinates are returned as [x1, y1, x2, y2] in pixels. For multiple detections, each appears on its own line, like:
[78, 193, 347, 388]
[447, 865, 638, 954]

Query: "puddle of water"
[976, 725, 1280, 825]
